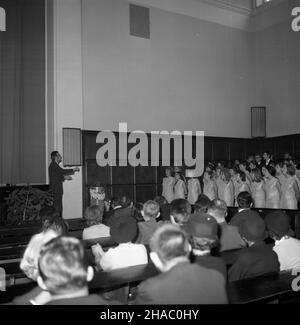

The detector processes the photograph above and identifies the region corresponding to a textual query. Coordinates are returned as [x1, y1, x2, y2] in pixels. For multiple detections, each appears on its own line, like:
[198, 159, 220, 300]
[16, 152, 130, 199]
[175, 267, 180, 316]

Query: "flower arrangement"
[5, 186, 53, 225]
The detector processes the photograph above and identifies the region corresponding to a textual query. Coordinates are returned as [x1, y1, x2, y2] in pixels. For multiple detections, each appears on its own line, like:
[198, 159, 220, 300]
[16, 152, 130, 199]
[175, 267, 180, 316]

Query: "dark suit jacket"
[49, 161, 75, 194]
[228, 242, 280, 282]
[194, 254, 227, 280]
[134, 261, 228, 304]
[46, 294, 120, 305]
[229, 209, 253, 228]
[136, 219, 162, 245]
[104, 207, 135, 227]
[219, 222, 246, 252]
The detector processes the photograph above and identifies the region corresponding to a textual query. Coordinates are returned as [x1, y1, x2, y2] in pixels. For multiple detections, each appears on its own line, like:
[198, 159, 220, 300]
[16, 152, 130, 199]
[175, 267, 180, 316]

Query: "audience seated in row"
[228, 213, 280, 282]
[15, 206, 68, 305]
[8, 189, 300, 305]
[230, 191, 253, 227]
[92, 215, 148, 272]
[36, 237, 119, 305]
[266, 211, 300, 271]
[207, 199, 246, 252]
[134, 224, 228, 304]
[83, 204, 110, 240]
[183, 213, 227, 280]
[136, 200, 162, 245]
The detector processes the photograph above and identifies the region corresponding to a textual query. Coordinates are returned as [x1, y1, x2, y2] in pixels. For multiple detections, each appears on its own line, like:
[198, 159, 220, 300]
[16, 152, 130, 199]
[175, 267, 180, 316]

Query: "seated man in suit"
[228, 214, 279, 282]
[83, 204, 110, 240]
[265, 211, 300, 271]
[92, 216, 148, 271]
[230, 191, 254, 227]
[207, 199, 245, 251]
[134, 224, 228, 304]
[103, 195, 134, 226]
[136, 200, 162, 245]
[194, 194, 211, 214]
[154, 196, 171, 222]
[183, 213, 227, 280]
[33, 237, 118, 305]
[169, 199, 192, 227]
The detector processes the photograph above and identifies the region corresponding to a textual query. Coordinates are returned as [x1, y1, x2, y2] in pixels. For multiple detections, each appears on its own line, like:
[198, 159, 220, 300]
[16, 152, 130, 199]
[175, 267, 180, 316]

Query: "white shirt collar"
[274, 236, 290, 246]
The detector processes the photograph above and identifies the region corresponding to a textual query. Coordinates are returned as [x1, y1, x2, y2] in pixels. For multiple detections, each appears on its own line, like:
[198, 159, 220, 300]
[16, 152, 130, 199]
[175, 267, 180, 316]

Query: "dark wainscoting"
[82, 130, 300, 212]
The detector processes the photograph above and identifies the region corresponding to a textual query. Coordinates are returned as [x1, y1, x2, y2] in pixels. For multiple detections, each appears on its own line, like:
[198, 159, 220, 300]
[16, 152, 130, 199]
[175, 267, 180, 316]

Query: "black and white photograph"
[1, 0, 300, 311]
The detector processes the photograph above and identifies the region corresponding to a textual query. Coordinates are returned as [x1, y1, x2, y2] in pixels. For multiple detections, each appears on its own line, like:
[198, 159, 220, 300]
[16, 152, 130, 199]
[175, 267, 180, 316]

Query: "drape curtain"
[0, 0, 45, 185]
[0, 0, 22, 184]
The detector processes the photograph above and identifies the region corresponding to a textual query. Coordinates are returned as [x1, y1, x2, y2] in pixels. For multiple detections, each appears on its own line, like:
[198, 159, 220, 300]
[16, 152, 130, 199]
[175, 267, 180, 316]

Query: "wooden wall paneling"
[135, 166, 156, 184]
[229, 140, 246, 162]
[212, 139, 229, 162]
[135, 185, 157, 203]
[111, 166, 134, 185]
[294, 135, 300, 159]
[258, 139, 275, 155]
[86, 160, 111, 186]
[111, 185, 134, 201]
[157, 184, 163, 197]
[274, 136, 294, 160]
[157, 166, 167, 184]
[204, 138, 213, 162]
[244, 139, 258, 158]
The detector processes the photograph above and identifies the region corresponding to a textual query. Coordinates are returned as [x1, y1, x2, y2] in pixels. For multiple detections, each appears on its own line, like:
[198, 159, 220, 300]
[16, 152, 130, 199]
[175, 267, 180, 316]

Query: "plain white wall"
[49, 0, 83, 219]
[252, 0, 300, 137]
[81, 0, 254, 137]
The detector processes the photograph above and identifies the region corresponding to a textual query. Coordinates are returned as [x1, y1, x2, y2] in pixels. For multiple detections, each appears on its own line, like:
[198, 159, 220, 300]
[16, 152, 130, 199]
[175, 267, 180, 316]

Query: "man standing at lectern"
[49, 151, 80, 216]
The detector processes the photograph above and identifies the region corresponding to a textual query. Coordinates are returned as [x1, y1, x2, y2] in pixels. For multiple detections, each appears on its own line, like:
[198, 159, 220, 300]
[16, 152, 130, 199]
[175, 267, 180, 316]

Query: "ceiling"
[131, 0, 290, 31]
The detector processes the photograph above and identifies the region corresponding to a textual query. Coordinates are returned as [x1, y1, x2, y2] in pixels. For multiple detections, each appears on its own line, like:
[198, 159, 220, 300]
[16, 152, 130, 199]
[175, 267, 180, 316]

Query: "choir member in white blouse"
[162, 167, 175, 204]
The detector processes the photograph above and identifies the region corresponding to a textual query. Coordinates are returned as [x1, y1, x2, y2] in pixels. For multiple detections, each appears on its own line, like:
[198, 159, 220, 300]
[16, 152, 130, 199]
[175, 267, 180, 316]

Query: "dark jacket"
[228, 242, 280, 282]
[136, 219, 162, 245]
[49, 161, 74, 194]
[104, 207, 134, 227]
[229, 209, 253, 228]
[12, 286, 43, 305]
[134, 261, 228, 304]
[194, 254, 227, 280]
[219, 222, 246, 251]
[46, 294, 120, 305]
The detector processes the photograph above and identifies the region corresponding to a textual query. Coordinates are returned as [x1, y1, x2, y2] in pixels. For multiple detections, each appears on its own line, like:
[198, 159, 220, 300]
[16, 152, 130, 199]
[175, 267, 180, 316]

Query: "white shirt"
[82, 224, 110, 240]
[100, 243, 148, 271]
[273, 237, 300, 271]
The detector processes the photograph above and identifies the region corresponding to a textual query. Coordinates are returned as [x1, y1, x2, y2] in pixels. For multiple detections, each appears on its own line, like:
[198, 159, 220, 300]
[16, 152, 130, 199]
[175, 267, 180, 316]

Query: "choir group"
[162, 152, 300, 210]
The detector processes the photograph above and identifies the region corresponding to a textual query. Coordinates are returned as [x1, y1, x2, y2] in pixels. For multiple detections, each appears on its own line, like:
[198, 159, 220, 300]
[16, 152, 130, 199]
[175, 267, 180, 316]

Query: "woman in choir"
[250, 168, 266, 208]
[229, 166, 240, 206]
[173, 171, 187, 200]
[290, 160, 300, 199]
[218, 168, 234, 207]
[205, 162, 215, 173]
[162, 167, 175, 204]
[249, 161, 257, 172]
[280, 163, 300, 210]
[239, 162, 252, 185]
[235, 171, 251, 206]
[262, 165, 281, 209]
[214, 166, 223, 192]
[203, 170, 218, 201]
[275, 161, 286, 186]
[187, 170, 201, 205]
